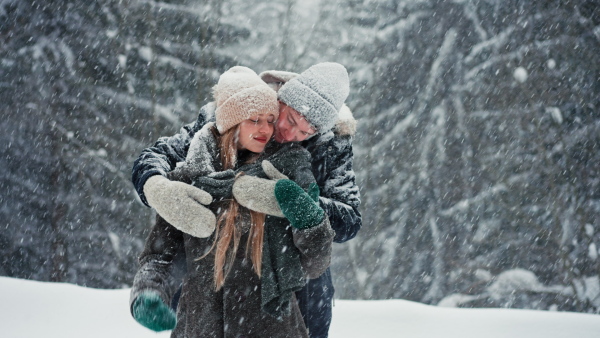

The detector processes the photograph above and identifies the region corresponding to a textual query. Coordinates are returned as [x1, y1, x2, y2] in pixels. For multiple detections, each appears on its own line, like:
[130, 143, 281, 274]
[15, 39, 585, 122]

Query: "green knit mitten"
[132, 291, 176, 332]
[274, 180, 324, 230]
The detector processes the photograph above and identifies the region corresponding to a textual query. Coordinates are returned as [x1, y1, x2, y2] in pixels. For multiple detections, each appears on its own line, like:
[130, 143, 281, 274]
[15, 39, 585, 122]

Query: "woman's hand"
[143, 175, 216, 238]
[231, 161, 287, 217]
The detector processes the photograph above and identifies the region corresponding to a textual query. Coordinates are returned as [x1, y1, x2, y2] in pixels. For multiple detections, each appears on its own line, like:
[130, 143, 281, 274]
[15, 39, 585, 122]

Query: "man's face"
[274, 103, 317, 143]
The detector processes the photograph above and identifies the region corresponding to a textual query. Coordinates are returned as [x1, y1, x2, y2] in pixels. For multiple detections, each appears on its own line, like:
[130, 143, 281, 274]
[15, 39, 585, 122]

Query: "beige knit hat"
[213, 66, 279, 134]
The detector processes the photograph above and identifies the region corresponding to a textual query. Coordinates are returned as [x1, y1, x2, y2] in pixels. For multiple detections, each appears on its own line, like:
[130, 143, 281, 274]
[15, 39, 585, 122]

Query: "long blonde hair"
[204, 125, 266, 290]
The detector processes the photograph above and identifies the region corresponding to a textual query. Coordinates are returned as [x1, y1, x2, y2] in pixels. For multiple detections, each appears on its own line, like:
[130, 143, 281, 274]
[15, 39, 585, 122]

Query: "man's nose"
[282, 128, 296, 141]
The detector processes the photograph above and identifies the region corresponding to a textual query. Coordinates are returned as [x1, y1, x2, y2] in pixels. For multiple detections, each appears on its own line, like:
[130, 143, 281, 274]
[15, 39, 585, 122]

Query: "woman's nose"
[257, 120, 272, 133]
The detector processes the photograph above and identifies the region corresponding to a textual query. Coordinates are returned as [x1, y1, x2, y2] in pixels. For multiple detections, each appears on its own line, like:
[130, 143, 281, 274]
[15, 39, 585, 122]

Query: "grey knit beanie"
[277, 62, 349, 133]
[213, 66, 279, 134]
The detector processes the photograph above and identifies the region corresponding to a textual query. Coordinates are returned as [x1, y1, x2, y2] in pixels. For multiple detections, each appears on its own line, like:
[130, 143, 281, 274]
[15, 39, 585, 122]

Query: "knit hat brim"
[278, 80, 338, 132]
[215, 85, 278, 134]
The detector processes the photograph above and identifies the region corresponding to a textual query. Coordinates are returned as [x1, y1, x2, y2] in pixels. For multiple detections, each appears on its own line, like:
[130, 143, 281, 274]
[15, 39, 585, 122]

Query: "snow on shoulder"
[1, 276, 600, 338]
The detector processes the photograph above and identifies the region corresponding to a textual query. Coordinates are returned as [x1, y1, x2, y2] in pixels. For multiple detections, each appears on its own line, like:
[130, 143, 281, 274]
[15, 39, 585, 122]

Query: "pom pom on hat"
[277, 62, 349, 133]
[214, 66, 279, 134]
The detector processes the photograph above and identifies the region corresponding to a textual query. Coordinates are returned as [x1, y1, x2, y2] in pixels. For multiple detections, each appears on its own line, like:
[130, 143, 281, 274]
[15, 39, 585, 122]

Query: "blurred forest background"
[1, 0, 599, 313]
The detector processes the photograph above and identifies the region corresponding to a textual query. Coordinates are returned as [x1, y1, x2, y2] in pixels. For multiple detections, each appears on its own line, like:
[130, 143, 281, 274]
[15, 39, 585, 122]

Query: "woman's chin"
[245, 143, 266, 153]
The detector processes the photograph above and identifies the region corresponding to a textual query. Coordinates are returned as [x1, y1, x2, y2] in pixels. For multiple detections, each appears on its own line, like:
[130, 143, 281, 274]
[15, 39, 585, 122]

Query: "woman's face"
[237, 113, 276, 153]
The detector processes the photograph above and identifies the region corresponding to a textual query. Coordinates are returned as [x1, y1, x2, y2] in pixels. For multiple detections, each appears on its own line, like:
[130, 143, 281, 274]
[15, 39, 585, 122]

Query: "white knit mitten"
[232, 161, 287, 217]
[143, 175, 216, 238]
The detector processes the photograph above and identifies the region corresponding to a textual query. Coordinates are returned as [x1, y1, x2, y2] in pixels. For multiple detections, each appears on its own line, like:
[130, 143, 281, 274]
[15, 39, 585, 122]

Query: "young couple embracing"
[130, 62, 361, 338]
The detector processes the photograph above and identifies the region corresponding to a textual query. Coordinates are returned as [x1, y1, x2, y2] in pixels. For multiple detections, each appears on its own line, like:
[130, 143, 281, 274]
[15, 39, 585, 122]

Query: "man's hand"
[143, 175, 216, 238]
[232, 161, 287, 217]
[132, 291, 176, 332]
[274, 180, 324, 230]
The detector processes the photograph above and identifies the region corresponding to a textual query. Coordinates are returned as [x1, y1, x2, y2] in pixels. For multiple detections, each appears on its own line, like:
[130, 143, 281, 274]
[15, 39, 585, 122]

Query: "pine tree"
[0, 0, 249, 288]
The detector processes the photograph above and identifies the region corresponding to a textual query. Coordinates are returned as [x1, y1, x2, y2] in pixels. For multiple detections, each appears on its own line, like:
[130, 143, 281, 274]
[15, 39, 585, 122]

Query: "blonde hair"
[201, 125, 265, 290]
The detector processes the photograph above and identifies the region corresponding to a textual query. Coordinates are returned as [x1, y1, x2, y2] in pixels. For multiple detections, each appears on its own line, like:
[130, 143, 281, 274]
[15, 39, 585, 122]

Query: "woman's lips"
[254, 136, 268, 143]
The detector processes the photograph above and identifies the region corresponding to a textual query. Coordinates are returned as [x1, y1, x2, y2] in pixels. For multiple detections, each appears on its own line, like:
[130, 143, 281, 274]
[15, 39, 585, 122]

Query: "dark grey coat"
[132, 127, 334, 338]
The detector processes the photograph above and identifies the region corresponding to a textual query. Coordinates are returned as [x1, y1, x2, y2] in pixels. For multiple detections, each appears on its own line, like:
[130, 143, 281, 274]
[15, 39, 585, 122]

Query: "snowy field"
[2, 276, 600, 338]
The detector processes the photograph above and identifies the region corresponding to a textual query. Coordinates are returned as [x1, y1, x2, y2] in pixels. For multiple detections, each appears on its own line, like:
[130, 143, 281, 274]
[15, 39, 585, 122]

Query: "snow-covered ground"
[2, 276, 600, 338]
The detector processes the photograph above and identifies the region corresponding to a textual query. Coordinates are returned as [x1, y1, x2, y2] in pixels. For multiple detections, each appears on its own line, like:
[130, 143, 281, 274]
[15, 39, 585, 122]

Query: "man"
[132, 62, 361, 337]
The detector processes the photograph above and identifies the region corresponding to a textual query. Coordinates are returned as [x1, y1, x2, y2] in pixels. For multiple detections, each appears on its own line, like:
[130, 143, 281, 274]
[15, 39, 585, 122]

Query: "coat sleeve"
[305, 134, 362, 243]
[129, 215, 187, 314]
[131, 103, 215, 207]
[292, 218, 335, 279]
[266, 143, 334, 278]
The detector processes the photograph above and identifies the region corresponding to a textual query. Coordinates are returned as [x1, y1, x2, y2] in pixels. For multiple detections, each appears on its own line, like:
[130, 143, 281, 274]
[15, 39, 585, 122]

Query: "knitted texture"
[274, 180, 324, 230]
[193, 169, 236, 202]
[132, 291, 177, 332]
[232, 175, 284, 217]
[277, 62, 349, 133]
[143, 175, 216, 238]
[231, 160, 291, 217]
[213, 66, 279, 134]
[261, 218, 306, 319]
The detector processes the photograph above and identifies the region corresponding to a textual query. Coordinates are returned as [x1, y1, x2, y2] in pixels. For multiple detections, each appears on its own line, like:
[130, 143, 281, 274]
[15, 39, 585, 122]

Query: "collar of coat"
[185, 122, 219, 175]
[332, 104, 356, 137]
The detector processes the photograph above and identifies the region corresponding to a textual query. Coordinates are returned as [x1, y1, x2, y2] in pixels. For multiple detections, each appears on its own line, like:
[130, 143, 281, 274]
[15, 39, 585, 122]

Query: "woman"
[130, 66, 334, 337]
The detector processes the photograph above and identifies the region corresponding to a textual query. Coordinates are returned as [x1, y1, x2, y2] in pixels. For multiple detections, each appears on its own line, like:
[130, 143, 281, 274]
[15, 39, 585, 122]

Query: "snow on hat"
[213, 66, 279, 134]
[277, 62, 349, 133]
